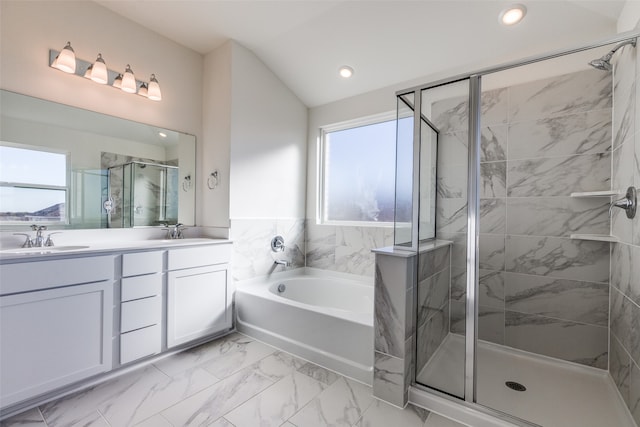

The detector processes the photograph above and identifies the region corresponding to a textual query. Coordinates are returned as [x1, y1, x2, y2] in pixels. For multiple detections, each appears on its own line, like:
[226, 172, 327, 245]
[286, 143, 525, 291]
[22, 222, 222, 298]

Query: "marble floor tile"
[40, 365, 164, 427]
[297, 362, 341, 386]
[246, 351, 308, 381]
[289, 377, 374, 427]
[200, 338, 277, 378]
[225, 371, 327, 427]
[355, 399, 430, 427]
[4, 331, 474, 427]
[153, 332, 253, 376]
[133, 413, 173, 427]
[161, 366, 274, 426]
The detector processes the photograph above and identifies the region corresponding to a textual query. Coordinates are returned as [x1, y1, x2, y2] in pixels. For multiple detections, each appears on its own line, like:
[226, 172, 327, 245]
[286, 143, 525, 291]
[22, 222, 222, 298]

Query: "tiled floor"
[1, 332, 466, 427]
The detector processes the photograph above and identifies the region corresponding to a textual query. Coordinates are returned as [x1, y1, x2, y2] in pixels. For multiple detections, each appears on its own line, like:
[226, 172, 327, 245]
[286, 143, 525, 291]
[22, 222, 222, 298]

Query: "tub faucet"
[274, 259, 290, 267]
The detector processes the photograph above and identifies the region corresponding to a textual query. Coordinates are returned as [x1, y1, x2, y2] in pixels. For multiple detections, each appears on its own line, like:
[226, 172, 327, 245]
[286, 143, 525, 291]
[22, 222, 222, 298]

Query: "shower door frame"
[399, 29, 640, 426]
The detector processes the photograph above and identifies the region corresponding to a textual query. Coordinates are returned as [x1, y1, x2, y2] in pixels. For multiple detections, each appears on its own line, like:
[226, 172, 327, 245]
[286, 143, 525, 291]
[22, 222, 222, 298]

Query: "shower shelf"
[570, 190, 619, 197]
[570, 234, 619, 242]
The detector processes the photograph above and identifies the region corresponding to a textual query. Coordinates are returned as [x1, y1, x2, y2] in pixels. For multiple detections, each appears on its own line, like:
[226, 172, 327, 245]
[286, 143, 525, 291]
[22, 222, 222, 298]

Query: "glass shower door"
[412, 79, 471, 399]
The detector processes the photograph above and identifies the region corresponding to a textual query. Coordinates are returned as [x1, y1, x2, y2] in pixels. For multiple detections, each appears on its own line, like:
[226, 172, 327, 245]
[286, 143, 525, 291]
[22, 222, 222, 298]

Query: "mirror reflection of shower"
[588, 38, 636, 71]
[107, 161, 178, 228]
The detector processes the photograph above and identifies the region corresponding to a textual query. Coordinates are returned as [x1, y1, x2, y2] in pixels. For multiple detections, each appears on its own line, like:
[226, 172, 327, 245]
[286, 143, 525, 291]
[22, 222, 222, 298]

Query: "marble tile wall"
[609, 42, 640, 426]
[416, 246, 451, 375]
[432, 68, 613, 369]
[305, 221, 394, 277]
[230, 218, 305, 282]
[373, 252, 416, 407]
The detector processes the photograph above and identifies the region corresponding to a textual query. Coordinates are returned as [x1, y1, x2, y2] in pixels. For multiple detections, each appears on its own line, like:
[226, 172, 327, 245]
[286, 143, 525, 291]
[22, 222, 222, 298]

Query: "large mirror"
[0, 90, 196, 229]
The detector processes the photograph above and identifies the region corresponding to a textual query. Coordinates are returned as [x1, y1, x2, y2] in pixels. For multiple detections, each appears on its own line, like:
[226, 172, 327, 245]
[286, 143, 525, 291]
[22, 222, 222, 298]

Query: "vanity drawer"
[120, 324, 160, 364]
[121, 274, 162, 302]
[120, 296, 161, 333]
[122, 251, 163, 277]
[167, 244, 231, 271]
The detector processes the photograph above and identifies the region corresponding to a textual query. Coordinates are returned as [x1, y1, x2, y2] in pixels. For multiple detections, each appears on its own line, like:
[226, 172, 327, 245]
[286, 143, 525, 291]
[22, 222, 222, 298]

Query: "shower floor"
[416, 334, 635, 427]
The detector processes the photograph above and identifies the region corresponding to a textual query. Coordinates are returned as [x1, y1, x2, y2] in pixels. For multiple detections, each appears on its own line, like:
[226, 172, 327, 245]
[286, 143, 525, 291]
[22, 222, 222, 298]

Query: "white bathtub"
[235, 268, 374, 385]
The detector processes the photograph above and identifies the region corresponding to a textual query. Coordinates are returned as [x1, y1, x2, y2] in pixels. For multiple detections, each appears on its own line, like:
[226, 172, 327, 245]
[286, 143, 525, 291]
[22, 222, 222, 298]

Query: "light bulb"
[53, 41, 76, 73]
[339, 66, 354, 78]
[500, 4, 527, 26]
[121, 64, 137, 93]
[147, 74, 162, 101]
[90, 53, 108, 84]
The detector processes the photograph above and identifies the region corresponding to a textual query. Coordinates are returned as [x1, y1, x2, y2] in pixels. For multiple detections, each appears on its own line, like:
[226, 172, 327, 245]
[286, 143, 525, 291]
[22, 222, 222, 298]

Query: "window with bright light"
[0, 144, 68, 223]
[319, 116, 398, 225]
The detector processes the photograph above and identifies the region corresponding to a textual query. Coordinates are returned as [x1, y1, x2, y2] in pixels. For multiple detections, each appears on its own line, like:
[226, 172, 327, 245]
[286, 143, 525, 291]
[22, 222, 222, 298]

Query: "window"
[0, 144, 68, 223]
[319, 114, 398, 225]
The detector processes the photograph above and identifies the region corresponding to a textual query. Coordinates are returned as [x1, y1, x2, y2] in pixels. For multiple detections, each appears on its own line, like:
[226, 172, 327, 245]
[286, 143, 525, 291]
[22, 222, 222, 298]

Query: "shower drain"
[505, 381, 526, 392]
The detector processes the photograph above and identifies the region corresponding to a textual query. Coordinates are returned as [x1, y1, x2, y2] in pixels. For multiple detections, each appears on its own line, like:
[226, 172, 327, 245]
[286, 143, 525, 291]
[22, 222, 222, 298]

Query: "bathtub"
[235, 268, 374, 385]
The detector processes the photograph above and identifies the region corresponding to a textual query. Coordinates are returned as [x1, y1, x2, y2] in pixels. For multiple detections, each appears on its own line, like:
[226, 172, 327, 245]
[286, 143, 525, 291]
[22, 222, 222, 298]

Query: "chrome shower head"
[588, 57, 612, 71]
[588, 38, 637, 71]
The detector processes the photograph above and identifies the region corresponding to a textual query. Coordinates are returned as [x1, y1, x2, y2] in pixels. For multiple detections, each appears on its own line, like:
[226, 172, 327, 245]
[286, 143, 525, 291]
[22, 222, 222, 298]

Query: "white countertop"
[0, 238, 231, 263]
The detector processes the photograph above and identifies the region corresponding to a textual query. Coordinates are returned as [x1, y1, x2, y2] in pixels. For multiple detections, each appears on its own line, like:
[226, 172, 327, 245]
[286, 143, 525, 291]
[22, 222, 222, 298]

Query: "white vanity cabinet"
[167, 244, 232, 348]
[0, 256, 114, 408]
[119, 251, 163, 365]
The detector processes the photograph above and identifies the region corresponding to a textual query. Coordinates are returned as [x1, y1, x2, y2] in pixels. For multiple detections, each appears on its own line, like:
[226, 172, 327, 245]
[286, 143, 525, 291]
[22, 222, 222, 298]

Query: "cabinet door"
[0, 281, 113, 407]
[167, 264, 229, 348]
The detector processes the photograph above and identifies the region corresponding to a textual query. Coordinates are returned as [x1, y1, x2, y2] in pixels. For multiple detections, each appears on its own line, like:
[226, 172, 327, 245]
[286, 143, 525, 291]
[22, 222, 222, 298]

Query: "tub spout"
[274, 259, 290, 267]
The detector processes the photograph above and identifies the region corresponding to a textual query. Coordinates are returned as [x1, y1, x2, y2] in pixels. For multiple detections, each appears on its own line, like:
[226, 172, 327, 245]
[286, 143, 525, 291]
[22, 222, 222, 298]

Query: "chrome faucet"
[274, 259, 290, 267]
[14, 225, 59, 248]
[162, 223, 187, 239]
[609, 186, 637, 219]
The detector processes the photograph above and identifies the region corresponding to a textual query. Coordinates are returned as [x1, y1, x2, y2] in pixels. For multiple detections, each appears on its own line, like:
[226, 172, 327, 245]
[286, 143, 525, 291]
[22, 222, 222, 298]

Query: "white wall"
[229, 42, 308, 219]
[617, 0, 640, 32]
[201, 42, 233, 227]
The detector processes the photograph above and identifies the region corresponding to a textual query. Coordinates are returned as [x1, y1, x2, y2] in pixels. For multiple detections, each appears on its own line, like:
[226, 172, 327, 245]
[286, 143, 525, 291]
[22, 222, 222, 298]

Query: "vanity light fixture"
[52, 42, 76, 73]
[158, 132, 167, 138]
[121, 65, 137, 93]
[90, 54, 108, 84]
[49, 42, 162, 101]
[500, 4, 527, 26]
[339, 66, 354, 78]
[147, 74, 162, 101]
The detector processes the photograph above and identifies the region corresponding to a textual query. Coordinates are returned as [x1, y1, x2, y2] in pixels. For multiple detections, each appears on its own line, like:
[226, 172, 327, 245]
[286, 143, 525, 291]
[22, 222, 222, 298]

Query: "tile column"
[372, 248, 415, 407]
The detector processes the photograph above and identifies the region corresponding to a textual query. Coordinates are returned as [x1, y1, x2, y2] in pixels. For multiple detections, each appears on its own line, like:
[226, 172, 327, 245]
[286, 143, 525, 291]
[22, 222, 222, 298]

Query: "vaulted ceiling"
[97, 1, 625, 107]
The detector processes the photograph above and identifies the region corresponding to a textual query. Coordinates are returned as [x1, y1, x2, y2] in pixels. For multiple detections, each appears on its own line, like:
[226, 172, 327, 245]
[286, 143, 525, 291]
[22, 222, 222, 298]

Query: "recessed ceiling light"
[339, 66, 354, 78]
[158, 132, 167, 138]
[500, 4, 527, 26]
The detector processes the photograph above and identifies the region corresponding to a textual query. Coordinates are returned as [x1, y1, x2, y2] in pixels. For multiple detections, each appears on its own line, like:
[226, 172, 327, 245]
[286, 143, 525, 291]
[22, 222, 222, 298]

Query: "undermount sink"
[0, 245, 90, 255]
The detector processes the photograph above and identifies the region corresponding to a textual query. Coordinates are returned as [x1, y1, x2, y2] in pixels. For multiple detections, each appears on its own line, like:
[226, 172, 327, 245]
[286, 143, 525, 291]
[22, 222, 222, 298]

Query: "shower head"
[588, 57, 613, 71]
[588, 38, 637, 71]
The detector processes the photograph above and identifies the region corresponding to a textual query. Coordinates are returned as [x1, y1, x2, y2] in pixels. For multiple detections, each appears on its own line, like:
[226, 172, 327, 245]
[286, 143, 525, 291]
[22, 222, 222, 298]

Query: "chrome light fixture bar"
[49, 47, 162, 101]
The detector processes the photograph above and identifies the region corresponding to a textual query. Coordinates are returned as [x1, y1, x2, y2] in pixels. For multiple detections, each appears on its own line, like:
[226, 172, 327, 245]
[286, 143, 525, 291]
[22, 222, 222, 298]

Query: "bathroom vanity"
[0, 239, 232, 414]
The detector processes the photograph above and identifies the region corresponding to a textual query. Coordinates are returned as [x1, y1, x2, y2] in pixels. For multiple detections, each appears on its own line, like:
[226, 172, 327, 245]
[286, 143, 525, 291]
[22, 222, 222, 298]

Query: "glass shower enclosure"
[396, 34, 640, 427]
[107, 161, 178, 228]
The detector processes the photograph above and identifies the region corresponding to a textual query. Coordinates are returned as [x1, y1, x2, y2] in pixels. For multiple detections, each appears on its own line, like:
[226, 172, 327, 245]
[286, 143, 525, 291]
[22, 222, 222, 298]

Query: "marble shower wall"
[305, 222, 394, 277]
[230, 218, 305, 282]
[432, 68, 613, 369]
[609, 43, 640, 426]
[416, 245, 451, 374]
